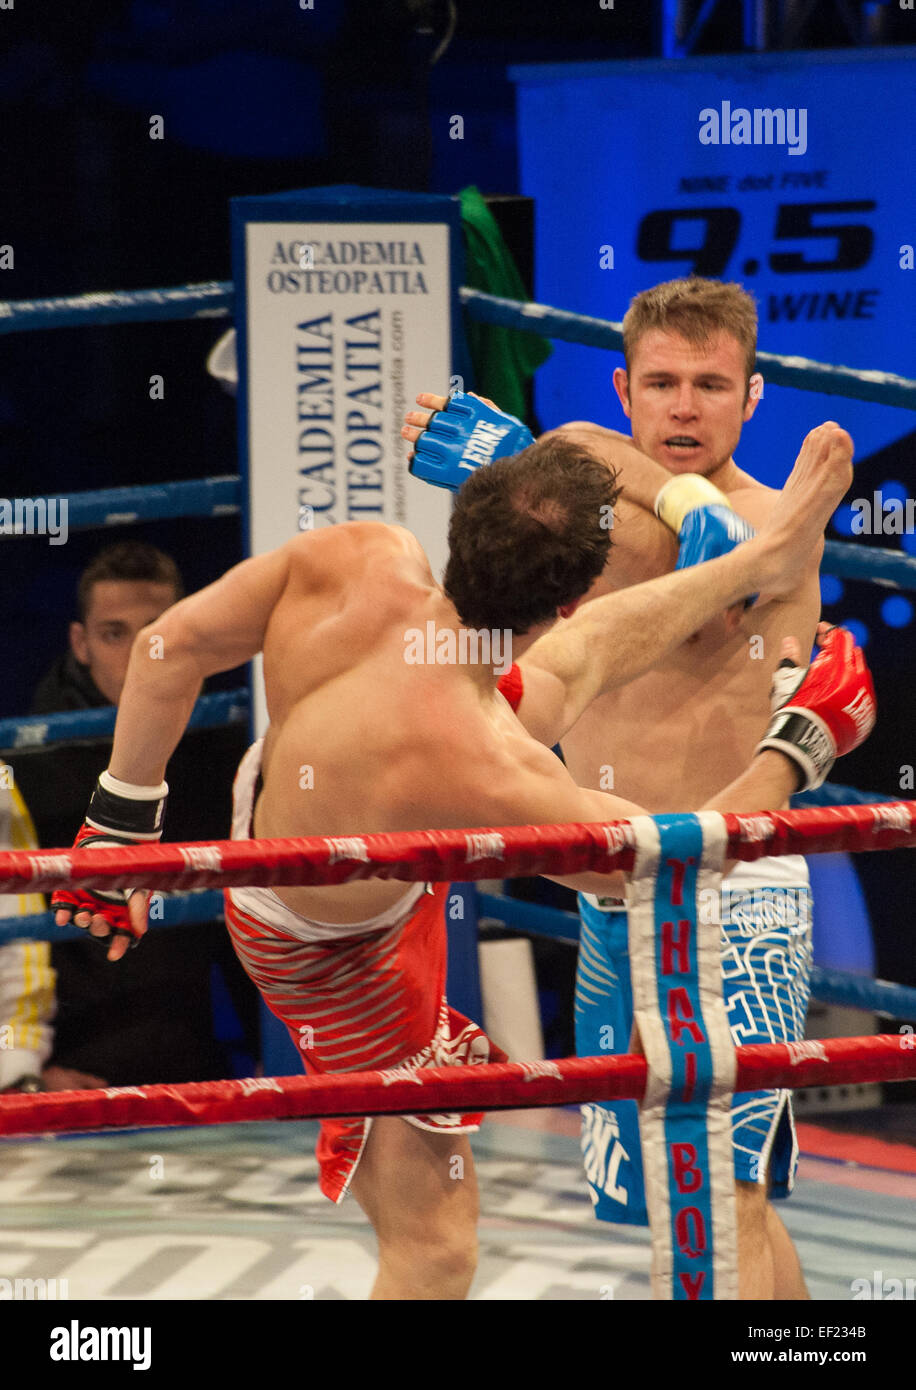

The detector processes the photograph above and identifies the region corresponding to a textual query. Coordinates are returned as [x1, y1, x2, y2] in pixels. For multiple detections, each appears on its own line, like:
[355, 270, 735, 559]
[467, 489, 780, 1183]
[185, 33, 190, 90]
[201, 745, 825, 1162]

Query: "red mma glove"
[755, 625, 876, 791]
[52, 770, 168, 956]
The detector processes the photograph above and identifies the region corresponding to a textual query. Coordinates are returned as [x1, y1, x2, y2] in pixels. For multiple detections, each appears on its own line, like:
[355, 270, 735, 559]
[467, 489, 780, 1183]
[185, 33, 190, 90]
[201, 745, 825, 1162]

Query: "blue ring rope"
[0, 278, 914, 409]
[0, 890, 225, 946]
[792, 783, 897, 808]
[6, 479, 916, 594]
[3, 887, 911, 1020]
[458, 289, 916, 411]
[476, 893, 916, 1020]
[821, 540, 916, 591]
[54, 476, 241, 532]
[0, 282, 233, 334]
[0, 688, 249, 751]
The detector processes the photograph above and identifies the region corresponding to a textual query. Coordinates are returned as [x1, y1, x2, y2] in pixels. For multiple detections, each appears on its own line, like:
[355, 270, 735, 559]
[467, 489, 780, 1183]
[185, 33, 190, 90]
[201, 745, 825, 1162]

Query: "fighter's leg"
[735, 1179, 810, 1300]
[736, 1179, 775, 1299]
[767, 1201, 810, 1300]
[350, 1117, 479, 1300]
[722, 868, 813, 1299]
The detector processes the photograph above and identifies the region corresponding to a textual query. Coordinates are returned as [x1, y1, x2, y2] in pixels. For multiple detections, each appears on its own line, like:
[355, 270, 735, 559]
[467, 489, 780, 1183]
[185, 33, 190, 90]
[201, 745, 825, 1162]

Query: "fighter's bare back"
[252, 521, 625, 923]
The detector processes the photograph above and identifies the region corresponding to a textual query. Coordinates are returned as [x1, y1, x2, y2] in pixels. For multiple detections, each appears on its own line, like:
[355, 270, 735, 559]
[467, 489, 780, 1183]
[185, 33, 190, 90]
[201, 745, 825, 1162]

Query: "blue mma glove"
[655, 473, 758, 605]
[409, 391, 535, 491]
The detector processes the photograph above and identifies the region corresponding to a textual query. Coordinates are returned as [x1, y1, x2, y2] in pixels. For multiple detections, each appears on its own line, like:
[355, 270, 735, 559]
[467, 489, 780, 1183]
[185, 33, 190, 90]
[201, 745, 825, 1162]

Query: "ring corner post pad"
[627, 810, 737, 1301]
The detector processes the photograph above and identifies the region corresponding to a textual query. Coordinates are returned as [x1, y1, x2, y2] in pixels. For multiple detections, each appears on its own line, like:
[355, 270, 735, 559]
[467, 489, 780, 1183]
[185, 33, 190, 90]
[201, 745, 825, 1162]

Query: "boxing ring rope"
[9, 468, 916, 592]
[458, 289, 916, 411]
[4, 882, 914, 1021]
[0, 803, 915, 1145]
[0, 690, 248, 751]
[7, 280, 916, 606]
[3, 280, 916, 410]
[473, 893, 916, 1019]
[1, 801, 915, 897]
[1, 801, 914, 1305]
[1, 1035, 912, 1142]
[0, 731, 913, 1016]
[0, 829, 910, 1307]
[0, 280, 232, 333]
[1, 277, 912, 1028]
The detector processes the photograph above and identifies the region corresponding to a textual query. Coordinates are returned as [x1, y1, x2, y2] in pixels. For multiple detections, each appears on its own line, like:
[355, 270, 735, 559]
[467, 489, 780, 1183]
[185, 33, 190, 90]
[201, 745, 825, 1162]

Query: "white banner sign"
[244, 219, 452, 553]
[237, 207, 459, 735]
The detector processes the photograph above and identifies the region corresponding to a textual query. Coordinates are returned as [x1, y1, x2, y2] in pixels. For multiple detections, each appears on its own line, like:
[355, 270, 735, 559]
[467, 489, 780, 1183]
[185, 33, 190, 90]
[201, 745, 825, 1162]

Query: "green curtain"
[459, 185, 552, 422]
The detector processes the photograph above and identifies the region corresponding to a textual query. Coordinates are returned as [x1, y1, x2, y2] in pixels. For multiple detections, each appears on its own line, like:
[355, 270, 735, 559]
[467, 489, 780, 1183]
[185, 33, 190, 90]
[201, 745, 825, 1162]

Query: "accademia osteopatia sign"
[241, 220, 453, 576]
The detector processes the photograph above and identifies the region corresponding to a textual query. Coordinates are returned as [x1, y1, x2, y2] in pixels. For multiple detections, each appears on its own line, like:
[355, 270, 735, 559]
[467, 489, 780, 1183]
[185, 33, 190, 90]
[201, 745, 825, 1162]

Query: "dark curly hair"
[443, 434, 619, 634]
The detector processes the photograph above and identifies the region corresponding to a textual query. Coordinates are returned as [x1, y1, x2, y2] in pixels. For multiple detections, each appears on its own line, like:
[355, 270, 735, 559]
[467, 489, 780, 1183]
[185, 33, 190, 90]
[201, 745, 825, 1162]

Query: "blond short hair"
[622, 278, 758, 386]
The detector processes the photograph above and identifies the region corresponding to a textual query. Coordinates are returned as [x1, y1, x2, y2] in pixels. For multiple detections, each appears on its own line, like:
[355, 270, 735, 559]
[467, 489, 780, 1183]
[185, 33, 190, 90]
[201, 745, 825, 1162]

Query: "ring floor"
[1, 1107, 914, 1300]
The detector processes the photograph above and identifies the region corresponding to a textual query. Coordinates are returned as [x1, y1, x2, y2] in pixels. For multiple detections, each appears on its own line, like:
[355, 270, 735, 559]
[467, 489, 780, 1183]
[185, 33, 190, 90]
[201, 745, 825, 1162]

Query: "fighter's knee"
[380, 1223, 478, 1291]
[433, 1228, 478, 1286]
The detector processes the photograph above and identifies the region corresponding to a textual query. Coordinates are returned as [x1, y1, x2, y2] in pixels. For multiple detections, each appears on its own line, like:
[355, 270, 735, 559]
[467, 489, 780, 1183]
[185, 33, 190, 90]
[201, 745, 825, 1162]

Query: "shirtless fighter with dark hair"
[52, 421, 871, 1300]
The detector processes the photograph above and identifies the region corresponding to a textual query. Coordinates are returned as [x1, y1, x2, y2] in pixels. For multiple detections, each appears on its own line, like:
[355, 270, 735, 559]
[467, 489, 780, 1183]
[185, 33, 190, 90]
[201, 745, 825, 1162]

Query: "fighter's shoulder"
[283, 521, 415, 575]
[489, 712, 571, 793]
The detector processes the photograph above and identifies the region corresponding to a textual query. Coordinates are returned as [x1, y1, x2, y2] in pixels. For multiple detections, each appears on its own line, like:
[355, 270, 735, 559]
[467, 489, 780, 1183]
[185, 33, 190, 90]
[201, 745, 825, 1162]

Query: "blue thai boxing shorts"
[574, 854, 812, 1225]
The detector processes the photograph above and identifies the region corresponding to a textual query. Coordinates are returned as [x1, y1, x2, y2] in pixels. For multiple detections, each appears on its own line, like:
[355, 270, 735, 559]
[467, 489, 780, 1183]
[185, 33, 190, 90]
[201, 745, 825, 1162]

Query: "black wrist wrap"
[87, 780, 167, 838]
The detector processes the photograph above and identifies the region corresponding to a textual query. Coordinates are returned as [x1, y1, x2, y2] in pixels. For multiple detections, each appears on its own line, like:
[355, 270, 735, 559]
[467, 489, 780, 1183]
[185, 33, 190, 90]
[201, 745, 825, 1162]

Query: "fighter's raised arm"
[512, 420, 851, 748]
[105, 539, 296, 789]
[403, 391, 754, 588]
[491, 620, 873, 898]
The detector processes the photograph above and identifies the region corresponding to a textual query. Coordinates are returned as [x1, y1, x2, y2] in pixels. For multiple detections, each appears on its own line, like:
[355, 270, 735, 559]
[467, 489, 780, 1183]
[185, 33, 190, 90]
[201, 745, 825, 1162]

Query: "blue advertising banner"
[510, 49, 916, 489]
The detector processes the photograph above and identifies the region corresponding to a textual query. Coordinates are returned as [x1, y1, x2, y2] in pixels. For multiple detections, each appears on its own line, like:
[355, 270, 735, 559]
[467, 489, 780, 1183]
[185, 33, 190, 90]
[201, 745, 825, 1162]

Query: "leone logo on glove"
[409, 392, 534, 492]
[459, 420, 516, 470]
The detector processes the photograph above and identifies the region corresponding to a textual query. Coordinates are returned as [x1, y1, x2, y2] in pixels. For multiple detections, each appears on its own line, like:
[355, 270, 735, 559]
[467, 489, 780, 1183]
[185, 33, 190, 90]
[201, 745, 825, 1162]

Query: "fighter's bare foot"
[756, 423, 853, 596]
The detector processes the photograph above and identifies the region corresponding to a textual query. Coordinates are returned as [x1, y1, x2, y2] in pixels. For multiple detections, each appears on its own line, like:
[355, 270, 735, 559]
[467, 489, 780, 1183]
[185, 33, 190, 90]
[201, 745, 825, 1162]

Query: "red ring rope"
[0, 1034, 912, 1140]
[0, 801, 913, 895]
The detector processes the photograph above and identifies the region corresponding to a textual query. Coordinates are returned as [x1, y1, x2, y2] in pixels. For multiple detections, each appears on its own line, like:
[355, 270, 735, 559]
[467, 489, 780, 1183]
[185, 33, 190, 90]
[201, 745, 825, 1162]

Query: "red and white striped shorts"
[224, 880, 504, 1202]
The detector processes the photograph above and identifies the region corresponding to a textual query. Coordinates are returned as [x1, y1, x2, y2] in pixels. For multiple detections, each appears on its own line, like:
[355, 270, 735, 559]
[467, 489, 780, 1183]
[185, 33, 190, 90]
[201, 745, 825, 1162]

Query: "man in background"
[17, 540, 256, 1087]
[0, 541, 177, 1093]
[31, 541, 183, 713]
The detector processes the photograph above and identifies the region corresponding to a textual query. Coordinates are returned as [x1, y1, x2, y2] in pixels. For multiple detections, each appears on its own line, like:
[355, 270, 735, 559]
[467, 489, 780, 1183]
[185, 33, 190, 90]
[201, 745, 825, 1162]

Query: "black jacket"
[29, 651, 109, 714]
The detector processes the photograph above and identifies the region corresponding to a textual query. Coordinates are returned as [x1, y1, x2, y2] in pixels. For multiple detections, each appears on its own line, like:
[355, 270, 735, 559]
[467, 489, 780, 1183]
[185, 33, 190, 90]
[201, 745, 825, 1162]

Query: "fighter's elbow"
[132, 610, 204, 685]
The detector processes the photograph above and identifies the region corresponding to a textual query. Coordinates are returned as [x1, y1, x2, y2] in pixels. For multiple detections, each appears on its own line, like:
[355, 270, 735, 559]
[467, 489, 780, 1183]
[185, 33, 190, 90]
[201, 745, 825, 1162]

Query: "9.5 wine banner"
[511, 48, 915, 486]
